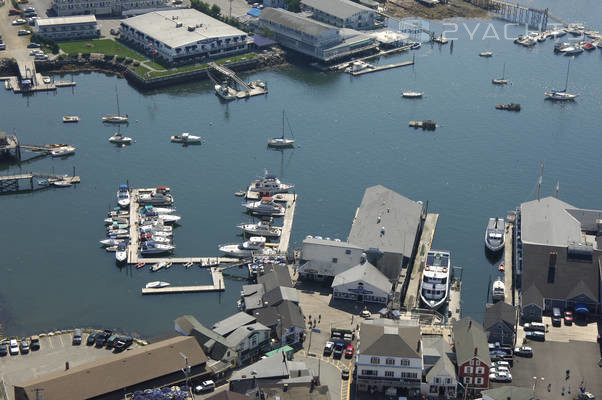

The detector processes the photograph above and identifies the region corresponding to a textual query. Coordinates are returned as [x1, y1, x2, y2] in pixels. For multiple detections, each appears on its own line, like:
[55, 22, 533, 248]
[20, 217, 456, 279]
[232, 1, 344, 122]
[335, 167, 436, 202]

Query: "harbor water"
[0, 0, 601, 337]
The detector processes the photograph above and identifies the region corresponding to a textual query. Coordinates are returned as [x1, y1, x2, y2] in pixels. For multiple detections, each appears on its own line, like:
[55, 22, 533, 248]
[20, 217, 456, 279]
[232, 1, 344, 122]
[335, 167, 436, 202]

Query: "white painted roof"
[37, 15, 96, 27]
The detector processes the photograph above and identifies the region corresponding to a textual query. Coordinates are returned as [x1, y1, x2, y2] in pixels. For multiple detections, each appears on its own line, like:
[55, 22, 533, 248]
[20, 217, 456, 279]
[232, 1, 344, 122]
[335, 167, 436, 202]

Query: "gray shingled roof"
[225, 322, 270, 347]
[484, 302, 516, 330]
[230, 353, 308, 380]
[426, 354, 456, 382]
[175, 315, 234, 361]
[520, 197, 582, 246]
[303, 237, 363, 249]
[452, 318, 491, 366]
[258, 265, 293, 292]
[359, 319, 421, 358]
[260, 7, 336, 38]
[301, 0, 373, 19]
[481, 386, 534, 400]
[331, 261, 392, 293]
[348, 185, 422, 256]
[254, 300, 305, 337]
[212, 312, 257, 336]
[242, 283, 266, 311]
[264, 286, 299, 306]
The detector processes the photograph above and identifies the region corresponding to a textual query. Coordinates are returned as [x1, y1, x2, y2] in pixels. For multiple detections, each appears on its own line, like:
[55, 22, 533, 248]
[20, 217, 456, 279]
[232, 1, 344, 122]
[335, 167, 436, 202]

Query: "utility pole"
[180, 353, 191, 387]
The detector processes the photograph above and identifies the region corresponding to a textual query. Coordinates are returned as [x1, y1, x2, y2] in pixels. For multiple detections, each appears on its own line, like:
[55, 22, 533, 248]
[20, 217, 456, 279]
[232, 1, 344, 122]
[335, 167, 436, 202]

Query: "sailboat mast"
[502, 62, 505, 79]
[115, 87, 121, 117]
[564, 59, 571, 92]
[281, 110, 285, 139]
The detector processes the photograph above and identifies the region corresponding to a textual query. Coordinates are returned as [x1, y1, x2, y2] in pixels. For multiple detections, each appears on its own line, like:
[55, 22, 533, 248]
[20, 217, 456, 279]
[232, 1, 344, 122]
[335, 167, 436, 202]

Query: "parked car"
[29, 335, 40, 351]
[73, 329, 83, 345]
[493, 360, 510, 368]
[20, 339, 29, 354]
[30, 49, 43, 55]
[490, 366, 510, 374]
[18, 29, 31, 36]
[523, 322, 546, 332]
[0, 343, 8, 356]
[341, 369, 350, 380]
[105, 334, 120, 349]
[564, 311, 573, 325]
[333, 341, 345, 359]
[95, 331, 110, 347]
[578, 392, 596, 400]
[526, 330, 545, 341]
[0, 44, 6, 51]
[194, 380, 215, 393]
[113, 336, 133, 352]
[9, 9, 22, 15]
[359, 309, 371, 318]
[514, 346, 533, 357]
[12, 19, 27, 25]
[9, 339, 19, 355]
[344, 344, 354, 358]
[489, 371, 512, 382]
[27, 42, 41, 48]
[323, 341, 334, 356]
[34, 54, 49, 60]
[552, 307, 562, 327]
[86, 331, 100, 346]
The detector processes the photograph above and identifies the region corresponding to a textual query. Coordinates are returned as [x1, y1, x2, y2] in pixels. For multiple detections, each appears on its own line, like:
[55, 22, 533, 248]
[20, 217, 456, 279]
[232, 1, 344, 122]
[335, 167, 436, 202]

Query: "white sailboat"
[492, 63, 508, 85]
[545, 58, 578, 100]
[102, 86, 128, 123]
[267, 110, 295, 148]
[401, 91, 423, 98]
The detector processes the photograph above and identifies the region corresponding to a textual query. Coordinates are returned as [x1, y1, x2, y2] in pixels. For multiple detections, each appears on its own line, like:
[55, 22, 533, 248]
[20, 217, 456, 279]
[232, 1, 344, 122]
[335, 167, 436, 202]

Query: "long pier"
[350, 60, 414, 76]
[142, 267, 225, 295]
[330, 45, 413, 71]
[466, 0, 554, 30]
[0, 171, 80, 193]
[503, 221, 514, 305]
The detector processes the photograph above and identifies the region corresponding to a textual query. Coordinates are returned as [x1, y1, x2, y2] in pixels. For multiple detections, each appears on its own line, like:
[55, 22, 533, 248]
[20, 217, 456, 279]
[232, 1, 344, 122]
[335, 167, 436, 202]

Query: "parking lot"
[516, 317, 600, 346]
[0, 331, 139, 400]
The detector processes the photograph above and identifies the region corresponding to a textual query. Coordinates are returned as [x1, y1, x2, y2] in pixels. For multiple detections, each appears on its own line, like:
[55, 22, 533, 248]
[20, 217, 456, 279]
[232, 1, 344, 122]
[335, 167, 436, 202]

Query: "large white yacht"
[219, 236, 273, 257]
[492, 277, 505, 301]
[244, 197, 285, 216]
[237, 220, 282, 237]
[249, 172, 294, 196]
[420, 250, 451, 311]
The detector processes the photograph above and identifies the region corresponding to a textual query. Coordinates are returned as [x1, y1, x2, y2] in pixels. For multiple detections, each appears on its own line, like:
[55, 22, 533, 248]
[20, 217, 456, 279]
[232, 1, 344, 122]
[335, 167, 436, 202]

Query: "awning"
[575, 304, 589, 313]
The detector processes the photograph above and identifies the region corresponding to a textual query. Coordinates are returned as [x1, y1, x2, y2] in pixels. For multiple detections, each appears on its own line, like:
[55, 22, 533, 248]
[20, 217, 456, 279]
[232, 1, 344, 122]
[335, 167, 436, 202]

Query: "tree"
[288, 0, 300, 12]
[210, 4, 221, 18]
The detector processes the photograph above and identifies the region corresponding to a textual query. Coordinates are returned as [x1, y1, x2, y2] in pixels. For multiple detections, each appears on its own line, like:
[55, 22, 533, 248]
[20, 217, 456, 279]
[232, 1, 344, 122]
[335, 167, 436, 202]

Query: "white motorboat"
[52, 180, 72, 187]
[401, 91, 423, 98]
[249, 172, 294, 195]
[548, 29, 567, 38]
[219, 236, 273, 257]
[117, 184, 130, 208]
[267, 110, 295, 148]
[215, 82, 236, 100]
[137, 186, 174, 206]
[102, 86, 128, 123]
[563, 46, 583, 55]
[108, 132, 133, 144]
[140, 227, 172, 237]
[115, 242, 127, 263]
[344, 60, 373, 73]
[485, 217, 505, 252]
[545, 59, 578, 101]
[140, 241, 174, 255]
[106, 229, 128, 236]
[141, 213, 181, 224]
[237, 220, 282, 237]
[142, 235, 172, 245]
[244, 197, 285, 216]
[100, 238, 125, 247]
[479, 51, 493, 57]
[139, 222, 173, 232]
[420, 250, 451, 310]
[492, 277, 505, 301]
[50, 146, 75, 157]
[62, 116, 79, 123]
[146, 281, 170, 289]
[151, 261, 169, 272]
[141, 205, 175, 214]
[492, 62, 508, 85]
[105, 245, 118, 252]
[171, 133, 202, 144]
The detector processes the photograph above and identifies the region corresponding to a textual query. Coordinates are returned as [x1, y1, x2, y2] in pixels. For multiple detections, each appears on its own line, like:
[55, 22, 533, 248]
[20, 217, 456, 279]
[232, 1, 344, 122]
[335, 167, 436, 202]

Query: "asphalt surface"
[0, 1, 34, 63]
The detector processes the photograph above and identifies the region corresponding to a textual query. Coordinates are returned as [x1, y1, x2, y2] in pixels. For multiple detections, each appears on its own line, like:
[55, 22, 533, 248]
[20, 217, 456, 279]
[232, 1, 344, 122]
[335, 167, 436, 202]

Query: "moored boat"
[117, 184, 130, 208]
[171, 133, 202, 144]
[219, 236, 273, 257]
[62, 116, 79, 123]
[50, 145, 76, 158]
[140, 241, 174, 255]
[146, 281, 170, 288]
[102, 86, 128, 123]
[249, 172, 294, 195]
[108, 132, 133, 144]
[115, 242, 127, 263]
[244, 197, 285, 216]
[492, 277, 505, 301]
[545, 59, 578, 101]
[485, 217, 505, 252]
[401, 91, 423, 98]
[151, 261, 169, 272]
[237, 220, 282, 237]
[420, 250, 451, 310]
[137, 186, 174, 206]
[215, 82, 235, 100]
[479, 51, 493, 57]
[267, 110, 295, 148]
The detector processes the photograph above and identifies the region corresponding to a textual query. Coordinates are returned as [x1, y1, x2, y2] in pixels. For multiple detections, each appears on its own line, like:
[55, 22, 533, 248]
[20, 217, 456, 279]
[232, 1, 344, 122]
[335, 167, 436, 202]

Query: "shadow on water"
[485, 247, 503, 264]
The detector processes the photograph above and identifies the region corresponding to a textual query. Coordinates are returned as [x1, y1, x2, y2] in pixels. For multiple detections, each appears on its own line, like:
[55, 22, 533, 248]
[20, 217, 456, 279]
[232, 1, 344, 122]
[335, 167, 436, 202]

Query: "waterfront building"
[14, 336, 211, 400]
[259, 7, 377, 62]
[483, 301, 516, 347]
[452, 318, 491, 393]
[331, 259, 391, 304]
[51, 0, 166, 17]
[300, 0, 377, 30]
[421, 336, 457, 399]
[356, 319, 423, 394]
[175, 315, 239, 366]
[34, 16, 99, 40]
[298, 237, 364, 281]
[481, 386, 534, 400]
[120, 9, 248, 64]
[516, 196, 602, 322]
[253, 300, 305, 346]
[348, 185, 424, 281]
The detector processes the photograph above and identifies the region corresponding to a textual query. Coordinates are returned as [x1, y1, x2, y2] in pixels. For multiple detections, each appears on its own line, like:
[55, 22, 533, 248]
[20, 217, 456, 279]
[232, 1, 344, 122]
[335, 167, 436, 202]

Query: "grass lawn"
[131, 64, 151, 77]
[59, 39, 145, 61]
[148, 63, 209, 78]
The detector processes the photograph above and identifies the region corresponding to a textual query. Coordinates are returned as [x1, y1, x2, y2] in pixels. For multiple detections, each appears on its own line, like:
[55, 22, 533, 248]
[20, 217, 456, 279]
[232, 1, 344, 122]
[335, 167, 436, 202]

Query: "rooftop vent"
[187, 25, 195, 31]
[176, 22, 183, 28]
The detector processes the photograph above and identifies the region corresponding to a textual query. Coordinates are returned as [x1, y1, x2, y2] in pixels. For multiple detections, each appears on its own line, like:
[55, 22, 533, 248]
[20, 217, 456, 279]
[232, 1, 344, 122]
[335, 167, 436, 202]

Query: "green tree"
[288, 0, 300, 12]
[210, 4, 221, 18]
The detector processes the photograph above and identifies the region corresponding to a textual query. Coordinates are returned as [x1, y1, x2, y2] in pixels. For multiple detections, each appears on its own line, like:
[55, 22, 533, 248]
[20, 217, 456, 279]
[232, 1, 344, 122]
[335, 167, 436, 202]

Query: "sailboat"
[267, 110, 295, 148]
[102, 87, 129, 123]
[108, 124, 133, 144]
[492, 63, 508, 85]
[545, 59, 578, 101]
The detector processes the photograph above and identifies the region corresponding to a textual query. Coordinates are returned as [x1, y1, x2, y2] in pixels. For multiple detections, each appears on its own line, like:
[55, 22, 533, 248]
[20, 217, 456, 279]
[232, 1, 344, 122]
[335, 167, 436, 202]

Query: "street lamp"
[180, 353, 191, 387]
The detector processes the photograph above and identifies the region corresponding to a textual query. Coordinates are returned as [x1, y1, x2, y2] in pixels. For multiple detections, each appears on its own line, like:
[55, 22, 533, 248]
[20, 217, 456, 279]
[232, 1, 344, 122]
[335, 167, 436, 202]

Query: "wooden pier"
[0, 171, 80, 193]
[350, 60, 414, 76]
[503, 221, 514, 305]
[330, 45, 413, 71]
[209, 62, 268, 99]
[466, 0, 553, 30]
[141, 267, 225, 295]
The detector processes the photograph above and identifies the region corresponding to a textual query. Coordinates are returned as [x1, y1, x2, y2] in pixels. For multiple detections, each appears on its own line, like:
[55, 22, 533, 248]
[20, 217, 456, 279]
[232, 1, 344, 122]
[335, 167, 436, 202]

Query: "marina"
[0, 171, 80, 193]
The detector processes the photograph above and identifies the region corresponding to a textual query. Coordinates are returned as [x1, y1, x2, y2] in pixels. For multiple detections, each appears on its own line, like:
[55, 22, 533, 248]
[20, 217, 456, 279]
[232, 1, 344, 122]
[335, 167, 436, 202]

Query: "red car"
[345, 344, 354, 358]
[9, 9, 21, 15]
[564, 311, 573, 325]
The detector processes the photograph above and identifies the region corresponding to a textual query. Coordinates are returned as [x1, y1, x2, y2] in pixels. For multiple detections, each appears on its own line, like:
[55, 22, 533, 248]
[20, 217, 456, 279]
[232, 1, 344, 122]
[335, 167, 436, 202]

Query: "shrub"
[124, 58, 133, 64]
[116, 55, 125, 62]
[81, 52, 90, 58]
[133, 61, 140, 66]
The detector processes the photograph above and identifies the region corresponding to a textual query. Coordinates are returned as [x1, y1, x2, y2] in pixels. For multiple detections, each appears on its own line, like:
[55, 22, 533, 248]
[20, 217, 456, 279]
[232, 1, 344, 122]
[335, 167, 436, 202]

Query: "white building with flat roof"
[35, 15, 100, 40]
[120, 9, 248, 64]
[51, 0, 166, 16]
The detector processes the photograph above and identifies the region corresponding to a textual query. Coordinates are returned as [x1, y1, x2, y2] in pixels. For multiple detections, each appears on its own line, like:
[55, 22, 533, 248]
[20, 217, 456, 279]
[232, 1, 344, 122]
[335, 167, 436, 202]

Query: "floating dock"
[0, 172, 80, 193]
[350, 60, 414, 76]
[448, 266, 463, 322]
[330, 45, 413, 71]
[209, 62, 267, 99]
[141, 267, 225, 295]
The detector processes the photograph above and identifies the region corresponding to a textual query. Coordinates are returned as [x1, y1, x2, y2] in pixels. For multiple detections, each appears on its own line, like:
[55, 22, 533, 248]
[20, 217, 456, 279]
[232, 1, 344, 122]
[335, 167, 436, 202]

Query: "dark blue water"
[0, 0, 600, 337]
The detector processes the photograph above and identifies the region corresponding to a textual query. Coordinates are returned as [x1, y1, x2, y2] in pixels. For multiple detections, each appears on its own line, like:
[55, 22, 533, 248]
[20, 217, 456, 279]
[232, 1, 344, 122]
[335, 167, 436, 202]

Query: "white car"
[30, 49, 43, 56]
[9, 339, 19, 355]
[34, 54, 49, 60]
[489, 371, 512, 382]
[490, 366, 510, 374]
[18, 29, 31, 36]
[12, 19, 27, 25]
[323, 341, 334, 355]
[493, 360, 510, 368]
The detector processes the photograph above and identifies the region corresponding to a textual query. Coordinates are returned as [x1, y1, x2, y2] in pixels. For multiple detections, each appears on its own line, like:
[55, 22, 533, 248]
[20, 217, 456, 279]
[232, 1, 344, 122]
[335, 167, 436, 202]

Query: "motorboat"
[479, 51, 493, 57]
[545, 58, 578, 101]
[492, 277, 505, 301]
[141, 212, 181, 224]
[62, 116, 79, 123]
[244, 197, 285, 216]
[100, 238, 125, 247]
[146, 281, 170, 289]
[117, 184, 130, 208]
[141, 205, 175, 214]
[249, 172, 294, 195]
[583, 42, 596, 51]
[215, 82, 235, 100]
[151, 261, 169, 272]
[104, 216, 128, 224]
[410, 42, 421, 49]
[115, 242, 127, 263]
[564, 46, 583, 55]
[50, 146, 75, 157]
[171, 133, 202, 144]
[485, 217, 505, 252]
[401, 91, 423, 98]
[52, 180, 72, 187]
[237, 220, 282, 237]
[102, 86, 128, 123]
[267, 110, 295, 148]
[566, 24, 584, 36]
[140, 235, 172, 245]
[140, 241, 174, 255]
[492, 62, 508, 85]
[554, 41, 571, 52]
[344, 60, 373, 73]
[108, 132, 133, 144]
[548, 29, 566, 38]
[137, 186, 174, 206]
[105, 245, 118, 252]
[140, 227, 172, 237]
[420, 250, 451, 310]
[219, 236, 273, 257]
[139, 222, 173, 232]
[433, 35, 448, 44]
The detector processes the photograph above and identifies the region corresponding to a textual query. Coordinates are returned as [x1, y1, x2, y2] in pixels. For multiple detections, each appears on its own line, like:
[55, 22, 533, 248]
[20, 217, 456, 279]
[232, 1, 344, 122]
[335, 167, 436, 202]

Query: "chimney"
[416, 340, 421, 352]
[474, 347, 478, 356]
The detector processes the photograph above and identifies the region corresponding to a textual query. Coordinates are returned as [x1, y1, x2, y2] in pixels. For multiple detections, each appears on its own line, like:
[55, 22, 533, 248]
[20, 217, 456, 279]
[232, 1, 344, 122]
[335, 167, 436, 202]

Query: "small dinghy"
[151, 261, 169, 272]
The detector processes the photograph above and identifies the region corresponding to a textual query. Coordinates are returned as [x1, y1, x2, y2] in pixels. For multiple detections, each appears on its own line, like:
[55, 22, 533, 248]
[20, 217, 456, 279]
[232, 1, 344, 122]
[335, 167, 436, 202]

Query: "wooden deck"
[503, 222, 514, 305]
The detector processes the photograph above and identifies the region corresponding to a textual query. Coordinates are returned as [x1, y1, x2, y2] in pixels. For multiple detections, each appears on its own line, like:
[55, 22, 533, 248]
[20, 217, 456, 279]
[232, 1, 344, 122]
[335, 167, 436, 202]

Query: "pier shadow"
[294, 279, 332, 297]
[485, 247, 503, 264]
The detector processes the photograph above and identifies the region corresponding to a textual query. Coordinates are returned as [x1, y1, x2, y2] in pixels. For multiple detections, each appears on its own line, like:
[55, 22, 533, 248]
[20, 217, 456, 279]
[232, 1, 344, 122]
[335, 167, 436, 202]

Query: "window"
[464, 366, 473, 374]
[385, 358, 395, 365]
[434, 378, 440, 384]
[370, 357, 380, 364]
[464, 377, 472, 384]
[361, 370, 378, 376]
[446, 378, 451, 384]
[332, 258, 338, 263]
[385, 371, 394, 377]
[475, 377, 483, 385]
[470, 359, 474, 365]
[476, 367, 484, 375]
[400, 359, 410, 366]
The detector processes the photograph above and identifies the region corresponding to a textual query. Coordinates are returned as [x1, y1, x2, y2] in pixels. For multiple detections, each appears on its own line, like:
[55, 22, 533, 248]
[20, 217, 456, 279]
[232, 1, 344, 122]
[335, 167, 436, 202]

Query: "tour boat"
[492, 63, 508, 85]
[117, 184, 130, 208]
[219, 236, 273, 258]
[50, 145, 75, 158]
[215, 82, 235, 100]
[140, 241, 174, 255]
[545, 59, 578, 101]
[137, 186, 174, 206]
[485, 217, 505, 252]
[171, 133, 202, 144]
[115, 242, 127, 263]
[492, 278, 505, 301]
[102, 86, 128, 123]
[237, 220, 282, 237]
[108, 132, 132, 144]
[401, 91, 423, 98]
[244, 197, 285, 216]
[151, 261, 169, 272]
[267, 110, 295, 148]
[479, 51, 493, 57]
[145, 281, 170, 289]
[62, 116, 79, 123]
[420, 250, 451, 311]
[249, 172, 294, 195]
